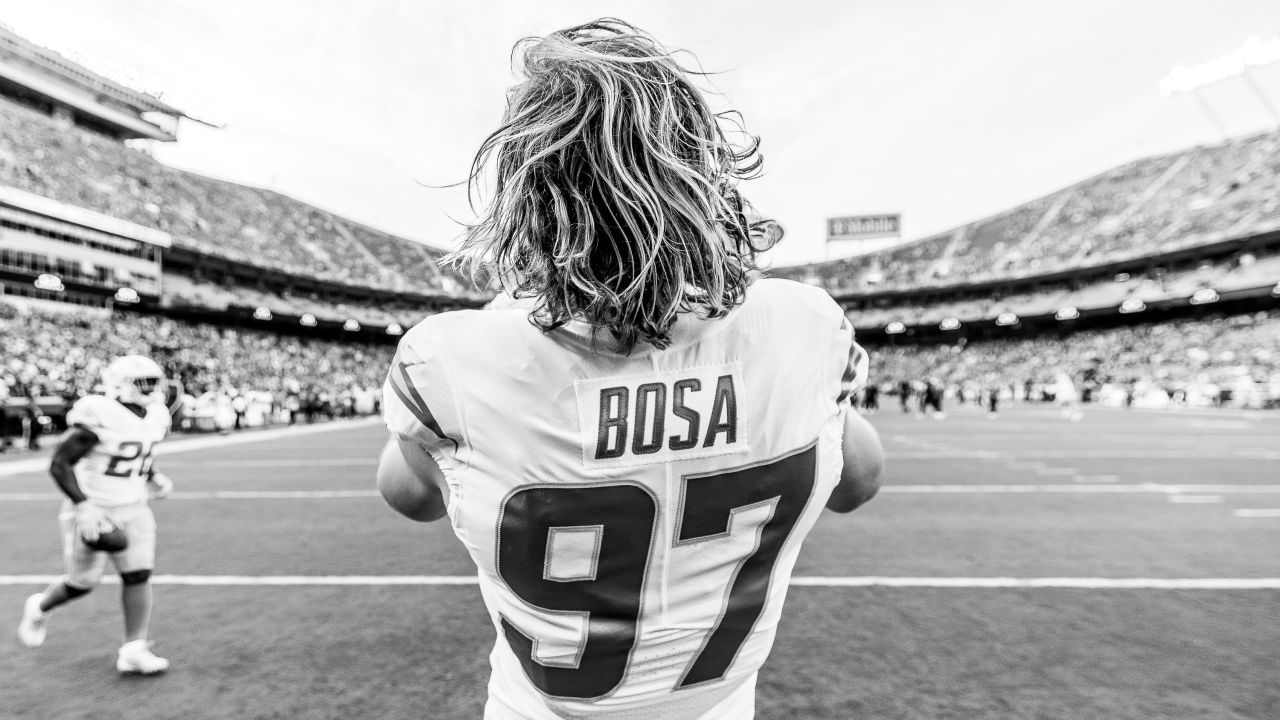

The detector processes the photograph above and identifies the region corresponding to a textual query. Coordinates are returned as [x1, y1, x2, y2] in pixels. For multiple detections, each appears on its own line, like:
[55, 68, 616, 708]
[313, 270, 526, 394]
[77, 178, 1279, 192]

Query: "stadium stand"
[0, 95, 473, 294]
[1, 301, 391, 436]
[3, 20, 1279, 446]
[850, 253, 1280, 332]
[868, 311, 1280, 410]
[772, 129, 1280, 292]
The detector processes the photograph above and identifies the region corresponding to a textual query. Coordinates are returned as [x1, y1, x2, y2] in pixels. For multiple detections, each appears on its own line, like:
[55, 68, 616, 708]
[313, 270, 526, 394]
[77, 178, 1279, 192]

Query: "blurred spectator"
[870, 311, 1280, 410]
[0, 304, 392, 433]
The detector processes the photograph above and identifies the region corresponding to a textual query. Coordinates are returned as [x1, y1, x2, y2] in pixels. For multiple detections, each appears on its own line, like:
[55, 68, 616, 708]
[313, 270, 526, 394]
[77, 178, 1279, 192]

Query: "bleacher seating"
[772, 129, 1280, 292]
[0, 96, 474, 294]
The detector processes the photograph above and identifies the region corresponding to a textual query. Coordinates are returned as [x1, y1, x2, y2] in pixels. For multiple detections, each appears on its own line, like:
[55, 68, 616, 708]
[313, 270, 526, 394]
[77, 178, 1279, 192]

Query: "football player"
[17, 354, 174, 675]
[377, 19, 884, 719]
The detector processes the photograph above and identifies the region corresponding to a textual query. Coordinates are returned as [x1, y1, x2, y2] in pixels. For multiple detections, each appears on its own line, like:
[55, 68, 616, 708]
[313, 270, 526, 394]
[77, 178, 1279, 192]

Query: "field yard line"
[162, 458, 377, 467]
[0, 490, 383, 501]
[4, 484, 1280, 502]
[1, 575, 1278, 589]
[788, 577, 1280, 589]
[1234, 509, 1280, 518]
[0, 418, 383, 478]
[882, 484, 1280, 494]
[889, 450, 1280, 459]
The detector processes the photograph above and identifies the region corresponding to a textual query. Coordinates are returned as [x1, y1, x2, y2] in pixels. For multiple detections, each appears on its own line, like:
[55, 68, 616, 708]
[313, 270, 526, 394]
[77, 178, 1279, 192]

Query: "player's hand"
[74, 502, 112, 542]
[147, 472, 174, 500]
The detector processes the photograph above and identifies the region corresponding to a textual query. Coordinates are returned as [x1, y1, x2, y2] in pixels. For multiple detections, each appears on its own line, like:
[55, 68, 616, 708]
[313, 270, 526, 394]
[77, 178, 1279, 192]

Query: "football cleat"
[117, 639, 169, 675]
[17, 593, 48, 648]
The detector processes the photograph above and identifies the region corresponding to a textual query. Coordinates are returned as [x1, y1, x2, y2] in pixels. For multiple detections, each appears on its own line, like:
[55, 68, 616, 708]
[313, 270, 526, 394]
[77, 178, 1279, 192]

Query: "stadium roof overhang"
[0, 184, 172, 248]
[0, 56, 177, 141]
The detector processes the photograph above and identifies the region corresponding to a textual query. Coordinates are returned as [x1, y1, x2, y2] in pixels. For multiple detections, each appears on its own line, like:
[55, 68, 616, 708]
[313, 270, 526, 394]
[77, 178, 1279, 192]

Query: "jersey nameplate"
[575, 362, 748, 470]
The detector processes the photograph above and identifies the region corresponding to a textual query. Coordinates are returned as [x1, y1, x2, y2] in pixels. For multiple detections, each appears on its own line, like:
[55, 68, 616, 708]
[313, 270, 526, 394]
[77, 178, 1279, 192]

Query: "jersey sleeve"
[65, 396, 109, 438]
[382, 322, 465, 458]
[796, 283, 868, 405]
[833, 314, 870, 404]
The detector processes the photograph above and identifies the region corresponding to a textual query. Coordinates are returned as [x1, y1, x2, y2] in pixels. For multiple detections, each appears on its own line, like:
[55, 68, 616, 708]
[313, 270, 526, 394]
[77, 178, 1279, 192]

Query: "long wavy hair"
[447, 18, 774, 353]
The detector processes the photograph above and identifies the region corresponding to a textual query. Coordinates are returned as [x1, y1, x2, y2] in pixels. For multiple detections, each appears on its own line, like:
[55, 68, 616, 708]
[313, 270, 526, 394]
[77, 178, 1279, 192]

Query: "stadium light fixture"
[1055, 306, 1080, 321]
[343, 319, 361, 332]
[386, 323, 404, 336]
[995, 312, 1019, 326]
[885, 321, 906, 334]
[939, 317, 961, 331]
[114, 287, 140, 304]
[1119, 298, 1146, 314]
[299, 313, 318, 327]
[253, 306, 273, 321]
[1189, 288, 1219, 305]
[34, 273, 65, 292]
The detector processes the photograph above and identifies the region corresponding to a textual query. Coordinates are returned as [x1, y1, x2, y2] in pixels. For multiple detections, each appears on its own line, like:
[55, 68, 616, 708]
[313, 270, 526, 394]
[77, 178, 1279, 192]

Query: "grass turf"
[1, 406, 1277, 719]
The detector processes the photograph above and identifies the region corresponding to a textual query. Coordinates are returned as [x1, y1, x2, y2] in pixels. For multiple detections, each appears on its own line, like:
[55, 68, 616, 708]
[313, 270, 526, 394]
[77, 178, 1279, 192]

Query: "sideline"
[0, 417, 382, 478]
[0, 575, 1276, 589]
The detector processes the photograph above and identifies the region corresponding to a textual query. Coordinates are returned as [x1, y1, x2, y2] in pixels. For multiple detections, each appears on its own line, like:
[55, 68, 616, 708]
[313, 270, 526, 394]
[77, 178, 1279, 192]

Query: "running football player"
[17, 355, 174, 675]
[377, 19, 884, 719]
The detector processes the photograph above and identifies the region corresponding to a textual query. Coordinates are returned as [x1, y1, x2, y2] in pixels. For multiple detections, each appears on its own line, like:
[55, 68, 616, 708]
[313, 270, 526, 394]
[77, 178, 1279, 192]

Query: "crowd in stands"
[0, 302, 391, 441]
[161, 273, 435, 329]
[866, 312, 1280, 410]
[773, 128, 1280, 293]
[850, 251, 1280, 329]
[0, 96, 474, 296]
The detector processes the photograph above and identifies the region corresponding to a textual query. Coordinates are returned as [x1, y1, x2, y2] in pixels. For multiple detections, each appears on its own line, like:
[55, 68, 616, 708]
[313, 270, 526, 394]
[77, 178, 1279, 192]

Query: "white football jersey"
[65, 395, 171, 507]
[384, 279, 865, 719]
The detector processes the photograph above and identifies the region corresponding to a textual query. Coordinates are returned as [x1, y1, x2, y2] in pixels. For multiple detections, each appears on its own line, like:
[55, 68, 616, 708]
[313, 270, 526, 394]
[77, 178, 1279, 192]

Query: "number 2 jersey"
[65, 395, 171, 507]
[383, 278, 865, 719]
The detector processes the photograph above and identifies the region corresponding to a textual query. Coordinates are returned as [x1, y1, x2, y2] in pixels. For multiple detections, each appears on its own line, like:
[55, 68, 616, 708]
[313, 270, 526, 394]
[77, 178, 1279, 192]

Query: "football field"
[1, 406, 1277, 719]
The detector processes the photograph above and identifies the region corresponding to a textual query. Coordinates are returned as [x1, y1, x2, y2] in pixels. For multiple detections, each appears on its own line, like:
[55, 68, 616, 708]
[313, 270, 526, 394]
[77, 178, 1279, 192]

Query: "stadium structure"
[2, 25, 1279, 420]
[0, 26, 483, 340]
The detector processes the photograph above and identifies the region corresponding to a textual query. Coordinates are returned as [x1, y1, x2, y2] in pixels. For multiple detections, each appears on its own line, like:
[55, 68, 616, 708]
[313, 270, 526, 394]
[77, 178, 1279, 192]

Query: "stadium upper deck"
[0, 24, 186, 142]
[0, 17, 1276, 338]
[0, 95, 472, 299]
[771, 130, 1280, 296]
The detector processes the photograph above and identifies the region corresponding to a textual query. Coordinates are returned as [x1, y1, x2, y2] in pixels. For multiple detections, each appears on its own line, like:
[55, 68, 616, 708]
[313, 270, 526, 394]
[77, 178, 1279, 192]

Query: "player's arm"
[377, 435, 448, 522]
[827, 410, 884, 513]
[51, 426, 114, 539]
[49, 426, 99, 504]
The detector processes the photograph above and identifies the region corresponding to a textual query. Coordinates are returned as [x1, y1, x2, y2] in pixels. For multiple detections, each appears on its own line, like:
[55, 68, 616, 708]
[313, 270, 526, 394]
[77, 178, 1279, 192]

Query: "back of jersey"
[384, 278, 860, 719]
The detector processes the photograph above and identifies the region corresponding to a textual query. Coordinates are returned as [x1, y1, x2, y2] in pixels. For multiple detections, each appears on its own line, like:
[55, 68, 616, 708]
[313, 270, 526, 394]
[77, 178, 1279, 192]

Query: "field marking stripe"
[0, 491, 383, 501]
[1234, 509, 1280, 518]
[881, 484, 1280, 494]
[1167, 495, 1224, 504]
[787, 577, 1280, 589]
[887, 451, 1280, 459]
[163, 459, 377, 468]
[0, 418, 383, 477]
[0, 575, 1277, 589]
[4, 485, 1280, 502]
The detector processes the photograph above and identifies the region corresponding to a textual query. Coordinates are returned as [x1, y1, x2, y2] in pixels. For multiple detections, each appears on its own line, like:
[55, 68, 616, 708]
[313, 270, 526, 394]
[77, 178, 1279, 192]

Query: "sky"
[1, 0, 1278, 267]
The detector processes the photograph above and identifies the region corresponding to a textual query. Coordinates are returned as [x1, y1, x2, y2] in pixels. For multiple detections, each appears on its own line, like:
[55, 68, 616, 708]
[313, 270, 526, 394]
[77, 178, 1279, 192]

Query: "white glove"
[74, 502, 112, 542]
[147, 472, 174, 500]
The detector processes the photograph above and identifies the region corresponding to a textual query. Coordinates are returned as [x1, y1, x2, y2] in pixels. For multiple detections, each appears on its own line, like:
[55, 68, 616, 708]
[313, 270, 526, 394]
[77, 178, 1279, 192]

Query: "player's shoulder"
[66, 394, 118, 433]
[745, 277, 843, 323]
[69, 394, 115, 417]
[398, 307, 528, 357]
